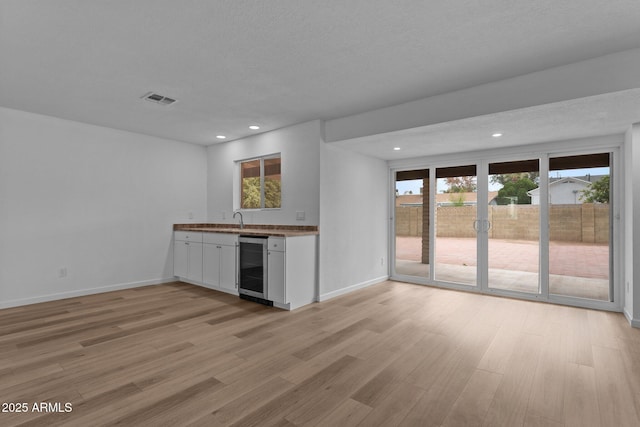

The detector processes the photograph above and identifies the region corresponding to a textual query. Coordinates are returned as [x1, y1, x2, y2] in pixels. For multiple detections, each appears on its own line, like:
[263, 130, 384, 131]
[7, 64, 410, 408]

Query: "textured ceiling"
[333, 89, 640, 160]
[1, 1, 640, 148]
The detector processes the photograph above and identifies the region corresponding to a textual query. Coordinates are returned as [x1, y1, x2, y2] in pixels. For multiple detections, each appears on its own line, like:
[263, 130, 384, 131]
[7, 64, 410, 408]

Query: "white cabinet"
[267, 235, 316, 310]
[174, 232, 203, 283]
[203, 233, 238, 294]
[174, 230, 316, 309]
[219, 244, 237, 292]
[187, 242, 203, 283]
[268, 238, 286, 304]
[174, 239, 189, 278]
[202, 244, 221, 288]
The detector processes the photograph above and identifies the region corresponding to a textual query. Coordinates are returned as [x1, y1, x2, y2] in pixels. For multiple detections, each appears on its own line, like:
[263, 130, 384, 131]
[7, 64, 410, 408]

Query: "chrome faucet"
[233, 211, 244, 229]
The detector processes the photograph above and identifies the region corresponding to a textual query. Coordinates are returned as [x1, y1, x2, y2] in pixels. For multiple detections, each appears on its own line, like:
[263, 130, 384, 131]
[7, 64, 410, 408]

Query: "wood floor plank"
[284, 357, 382, 426]
[209, 376, 295, 425]
[565, 307, 595, 367]
[592, 344, 640, 426]
[357, 381, 425, 427]
[523, 414, 565, 427]
[399, 319, 498, 426]
[476, 325, 519, 374]
[292, 318, 374, 361]
[0, 280, 638, 427]
[440, 369, 503, 427]
[563, 362, 601, 427]
[352, 332, 436, 407]
[525, 322, 567, 423]
[587, 309, 623, 350]
[278, 328, 379, 386]
[228, 355, 361, 427]
[110, 376, 225, 426]
[482, 333, 543, 426]
[314, 398, 372, 427]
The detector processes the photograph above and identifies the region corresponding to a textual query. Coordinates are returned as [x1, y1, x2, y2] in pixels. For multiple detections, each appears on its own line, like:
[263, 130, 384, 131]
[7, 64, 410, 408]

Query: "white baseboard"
[0, 277, 176, 310]
[624, 309, 640, 328]
[318, 275, 389, 302]
[273, 301, 291, 310]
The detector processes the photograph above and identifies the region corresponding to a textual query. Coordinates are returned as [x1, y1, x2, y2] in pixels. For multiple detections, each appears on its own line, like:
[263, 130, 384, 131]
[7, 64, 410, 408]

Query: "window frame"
[237, 153, 281, 211]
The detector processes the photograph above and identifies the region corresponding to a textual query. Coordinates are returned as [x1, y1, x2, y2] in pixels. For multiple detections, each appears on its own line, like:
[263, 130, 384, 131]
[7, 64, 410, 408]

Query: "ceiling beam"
[324, 49, 640, 143]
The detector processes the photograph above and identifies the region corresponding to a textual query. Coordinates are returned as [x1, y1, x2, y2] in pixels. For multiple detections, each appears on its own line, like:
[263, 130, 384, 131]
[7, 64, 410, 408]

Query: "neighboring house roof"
[396, 191, 499, 207]
[527, 176, 592, 196]
[549, 174, 606, 184]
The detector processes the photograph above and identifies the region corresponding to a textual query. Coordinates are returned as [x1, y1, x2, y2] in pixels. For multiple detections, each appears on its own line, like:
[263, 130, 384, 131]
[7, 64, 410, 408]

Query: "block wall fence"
[395, 204, 609, 244]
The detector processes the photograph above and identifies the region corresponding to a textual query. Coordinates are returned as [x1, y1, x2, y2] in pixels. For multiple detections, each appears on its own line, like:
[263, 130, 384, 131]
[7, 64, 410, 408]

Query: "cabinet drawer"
[174, 231, 203, 243]
[203, 232, 238, 246]
[268, 237, 285, 251]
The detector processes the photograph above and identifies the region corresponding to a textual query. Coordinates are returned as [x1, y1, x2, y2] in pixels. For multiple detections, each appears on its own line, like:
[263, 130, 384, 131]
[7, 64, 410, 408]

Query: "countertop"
[174, 223, 318, 237]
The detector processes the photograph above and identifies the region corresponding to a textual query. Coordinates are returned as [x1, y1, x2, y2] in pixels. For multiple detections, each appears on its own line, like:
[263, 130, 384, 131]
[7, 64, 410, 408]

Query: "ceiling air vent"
[141, 92, 177, 106]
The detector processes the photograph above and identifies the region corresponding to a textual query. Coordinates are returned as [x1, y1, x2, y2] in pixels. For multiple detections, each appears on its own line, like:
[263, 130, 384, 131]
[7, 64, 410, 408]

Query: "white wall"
[0, 107, 207, 308]
[624, 124, 640, 326]
[207, 120, 321, 225]
[318, 142, 389, 299]
[206, 119, 389, 300]
[530, 180, 590, 205]
[548, 180, 589, 205]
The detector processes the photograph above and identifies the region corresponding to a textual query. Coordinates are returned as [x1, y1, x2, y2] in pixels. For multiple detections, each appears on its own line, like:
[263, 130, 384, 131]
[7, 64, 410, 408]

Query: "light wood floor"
[1, 281, 639, 426]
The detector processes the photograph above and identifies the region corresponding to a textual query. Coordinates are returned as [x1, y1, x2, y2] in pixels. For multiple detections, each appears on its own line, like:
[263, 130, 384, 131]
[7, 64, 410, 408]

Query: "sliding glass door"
[547, 153, 612, 301]
[486, 159, 540, 295]
[434, 165, 478, 286]
[394, 169, 430, 280]
[391, 148, 617, 310]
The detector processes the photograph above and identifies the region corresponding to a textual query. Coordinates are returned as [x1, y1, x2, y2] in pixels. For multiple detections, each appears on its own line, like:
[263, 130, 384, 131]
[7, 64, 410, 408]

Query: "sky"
[395, 167, 610, 195]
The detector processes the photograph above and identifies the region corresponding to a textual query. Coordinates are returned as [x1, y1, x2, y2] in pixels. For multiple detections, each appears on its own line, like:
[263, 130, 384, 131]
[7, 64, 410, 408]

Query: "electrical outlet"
[188, 212, 194, 220]
[380, 257, 384, 266]
[296, 211, 305, 221]
[58, 267, 67, 278]
[627, 281, 630, 292]
[221, 211, 226, 220]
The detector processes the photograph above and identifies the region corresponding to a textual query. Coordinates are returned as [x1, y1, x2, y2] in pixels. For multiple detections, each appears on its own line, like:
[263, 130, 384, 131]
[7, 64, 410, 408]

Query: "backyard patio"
[395, 236, 610, 300]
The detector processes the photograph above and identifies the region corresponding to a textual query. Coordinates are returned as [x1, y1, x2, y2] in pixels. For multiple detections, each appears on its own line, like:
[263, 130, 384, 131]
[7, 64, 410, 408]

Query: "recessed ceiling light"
[393, 147, 401, 151]
[249, 125, 260, 130]
[492, 133, 503, 138]
[216, 135, 226, 140]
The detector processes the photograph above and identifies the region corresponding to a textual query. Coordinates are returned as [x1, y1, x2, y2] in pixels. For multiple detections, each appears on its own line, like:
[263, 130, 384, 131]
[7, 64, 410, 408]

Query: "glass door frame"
[543, 147, 621, 310]
[389, 143, 622, 313]
[431, 162, 482, 289]
[479, 155, 547, 301]
[391, 161, 485, 293]
[390, 167, 432, 286]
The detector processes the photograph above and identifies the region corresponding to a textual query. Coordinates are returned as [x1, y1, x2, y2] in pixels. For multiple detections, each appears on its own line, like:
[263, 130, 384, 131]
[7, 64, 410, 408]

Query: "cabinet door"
[268, 250, 286, 303]
[188, 242, 203, 283]
[219, 244, 237, 293]
[174, 240, 189, 278]
[203, 244, 220, 288]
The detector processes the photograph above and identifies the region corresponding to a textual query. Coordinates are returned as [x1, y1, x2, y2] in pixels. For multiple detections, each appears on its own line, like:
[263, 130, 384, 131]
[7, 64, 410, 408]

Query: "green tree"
[242, 177, 282, 209]
[242, 177, 261, 208]
[443, 176, 476, 193]
[264, 178, 281, 208]
[490, 172, 539, 186]
[496, 178, 537, 204]
[580, 175, 609, 203]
